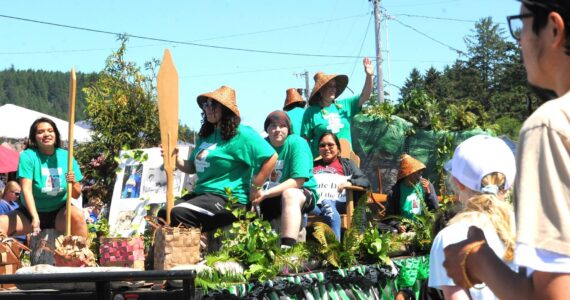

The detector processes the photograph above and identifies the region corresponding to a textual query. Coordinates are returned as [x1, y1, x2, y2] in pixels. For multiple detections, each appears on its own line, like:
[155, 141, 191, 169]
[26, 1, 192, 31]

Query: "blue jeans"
[311, 200, 346, 240]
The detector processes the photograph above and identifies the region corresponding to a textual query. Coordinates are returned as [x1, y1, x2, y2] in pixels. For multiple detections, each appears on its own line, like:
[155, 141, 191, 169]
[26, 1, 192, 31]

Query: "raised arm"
[358, 57, 374, 108]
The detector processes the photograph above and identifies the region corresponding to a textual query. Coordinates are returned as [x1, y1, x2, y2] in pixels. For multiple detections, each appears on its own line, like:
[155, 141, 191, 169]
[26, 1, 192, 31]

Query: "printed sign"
[108, 146, 194, 237]
[314, 173, 350, 203]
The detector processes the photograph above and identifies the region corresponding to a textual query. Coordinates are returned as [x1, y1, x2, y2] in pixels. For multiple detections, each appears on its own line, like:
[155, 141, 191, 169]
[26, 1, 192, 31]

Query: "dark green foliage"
[0, 66, 98, 120]
[206, 188, 309, 282]
[398, 17, 535, 139]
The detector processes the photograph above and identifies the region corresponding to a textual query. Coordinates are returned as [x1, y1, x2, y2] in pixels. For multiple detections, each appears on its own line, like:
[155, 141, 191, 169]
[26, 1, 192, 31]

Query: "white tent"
[0, 104, 92, 143]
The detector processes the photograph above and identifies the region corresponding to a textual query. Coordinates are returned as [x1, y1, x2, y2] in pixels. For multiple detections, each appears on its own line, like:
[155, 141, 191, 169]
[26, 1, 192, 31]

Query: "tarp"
[352, 114, 491, 193]
[0, 104, 91, 142]
[0, 146, 19, 173]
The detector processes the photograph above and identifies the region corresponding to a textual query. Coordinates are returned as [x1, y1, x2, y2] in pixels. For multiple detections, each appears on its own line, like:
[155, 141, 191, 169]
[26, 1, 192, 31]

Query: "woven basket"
[148, 218, 201, 270]
[99, 237, 145, 270]
[0, 235, 30, 289]
[53, 235, 96, 267]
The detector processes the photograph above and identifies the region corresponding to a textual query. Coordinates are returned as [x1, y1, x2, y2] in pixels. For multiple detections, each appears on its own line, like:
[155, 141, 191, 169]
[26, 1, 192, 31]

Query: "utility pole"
[294, 71, 311, 100]
[304, 70, 310, 100]
[372, 0, 385, 103]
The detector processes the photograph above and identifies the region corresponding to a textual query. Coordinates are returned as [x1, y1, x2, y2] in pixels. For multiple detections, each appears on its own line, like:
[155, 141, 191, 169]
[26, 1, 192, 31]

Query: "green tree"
[400, 68, 424, 102]
[77, 35, 161, 205]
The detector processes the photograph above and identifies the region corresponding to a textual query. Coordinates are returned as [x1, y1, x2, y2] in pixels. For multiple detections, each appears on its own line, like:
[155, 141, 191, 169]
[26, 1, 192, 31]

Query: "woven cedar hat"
[397, 154, 426, 180]
[308, 72, 349, 106]
[283, 88, 306, 110]
[196, 85, 240, 117]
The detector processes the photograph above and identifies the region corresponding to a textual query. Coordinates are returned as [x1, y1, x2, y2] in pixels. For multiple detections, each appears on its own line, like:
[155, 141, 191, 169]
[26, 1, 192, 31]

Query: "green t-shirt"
[190, 124, 276, 205]
[17, 148, 83, 212]
[264, 134, 319, 204]
[398, 181, 425, 220]
[286, 107, 305, 135]
[301, 95, 361, 157]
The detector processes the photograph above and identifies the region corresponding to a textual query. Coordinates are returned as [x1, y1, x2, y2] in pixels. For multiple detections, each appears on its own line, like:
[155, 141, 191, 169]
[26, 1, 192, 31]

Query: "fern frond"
[311, 222, 338, 248]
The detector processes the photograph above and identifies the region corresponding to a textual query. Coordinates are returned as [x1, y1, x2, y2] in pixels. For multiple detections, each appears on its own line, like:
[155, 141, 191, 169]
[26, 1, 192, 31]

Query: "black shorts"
[259, 187, 315, 221]
[16, 205, 62, 229]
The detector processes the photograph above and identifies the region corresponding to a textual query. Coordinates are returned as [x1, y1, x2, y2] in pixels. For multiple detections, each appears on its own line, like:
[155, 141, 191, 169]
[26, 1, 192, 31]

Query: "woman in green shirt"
[0, 117, 87, 238]
[301, 57, 374, 157]
[160, 86, 277, 232]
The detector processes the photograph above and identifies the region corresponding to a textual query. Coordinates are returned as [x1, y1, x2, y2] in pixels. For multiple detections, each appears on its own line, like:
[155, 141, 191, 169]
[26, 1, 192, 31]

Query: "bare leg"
[0, 210, 32, 236]
[55, 206, 88, 239]
[280, 188, 305, 241]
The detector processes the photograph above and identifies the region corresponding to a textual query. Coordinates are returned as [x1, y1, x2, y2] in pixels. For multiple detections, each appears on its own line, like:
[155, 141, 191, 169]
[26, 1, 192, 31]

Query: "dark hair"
[318, 132, 341, 152]
[198, 104, 241, 140]
[524, 0, 570, 55]
[264, 110, 291, 134]
[283, 101, 306, 111]
[26, 117, 62, 149]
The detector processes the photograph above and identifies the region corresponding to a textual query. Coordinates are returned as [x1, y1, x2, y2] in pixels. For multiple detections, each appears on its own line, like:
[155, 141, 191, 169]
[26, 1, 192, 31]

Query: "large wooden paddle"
[157, 49, 179, 225]
[66, 67, 76, 236]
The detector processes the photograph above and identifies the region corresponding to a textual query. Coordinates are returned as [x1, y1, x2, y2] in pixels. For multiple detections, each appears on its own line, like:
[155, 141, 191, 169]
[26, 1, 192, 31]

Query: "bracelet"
[251, 183, 263, 190]
[460, 240, 486, 289]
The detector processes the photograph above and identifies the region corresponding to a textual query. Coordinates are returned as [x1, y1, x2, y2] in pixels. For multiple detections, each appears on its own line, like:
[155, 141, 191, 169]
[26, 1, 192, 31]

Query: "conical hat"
[283, 88, 305, 109]
[196, 85, 240, 117]
[397, 154, 426, 180]
[308, 72, 348, 106]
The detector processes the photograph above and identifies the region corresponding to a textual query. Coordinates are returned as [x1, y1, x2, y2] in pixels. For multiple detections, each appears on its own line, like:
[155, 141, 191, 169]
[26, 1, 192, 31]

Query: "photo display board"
[108, 146, 194, 237]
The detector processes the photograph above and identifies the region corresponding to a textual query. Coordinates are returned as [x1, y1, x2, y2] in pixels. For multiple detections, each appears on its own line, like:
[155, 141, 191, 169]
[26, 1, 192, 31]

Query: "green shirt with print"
[398, 181, 425, 220]
[286, 107, 305, 135]
[301, 95, 361, 157]
[17, 148, 84, 212]
[190, 124, 276, 205]
[265, 134, 319, 205]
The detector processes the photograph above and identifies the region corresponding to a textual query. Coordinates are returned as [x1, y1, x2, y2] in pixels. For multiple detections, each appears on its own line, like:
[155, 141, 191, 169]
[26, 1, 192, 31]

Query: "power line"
[395, 13, 478, 23]
[190, 13, 369, 42]
[392, 18, 466, 56]
[0, 14, 370, 59]
[350, 12, 373, 79]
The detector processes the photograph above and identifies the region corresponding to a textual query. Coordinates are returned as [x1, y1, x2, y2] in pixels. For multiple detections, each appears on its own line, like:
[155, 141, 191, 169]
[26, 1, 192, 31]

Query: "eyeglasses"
[201, 99, 220, 110]
[319, 142, 336, 148]
[507, 13, 533, 41]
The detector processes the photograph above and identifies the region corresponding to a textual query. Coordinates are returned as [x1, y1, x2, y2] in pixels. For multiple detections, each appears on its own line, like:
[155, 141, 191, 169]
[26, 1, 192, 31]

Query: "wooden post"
[157, 49, 179, 225]
[66, 67, 76, 237]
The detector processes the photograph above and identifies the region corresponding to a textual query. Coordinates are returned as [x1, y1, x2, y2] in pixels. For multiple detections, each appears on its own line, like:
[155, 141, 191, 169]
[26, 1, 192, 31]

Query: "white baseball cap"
[444, 135, 516, 193]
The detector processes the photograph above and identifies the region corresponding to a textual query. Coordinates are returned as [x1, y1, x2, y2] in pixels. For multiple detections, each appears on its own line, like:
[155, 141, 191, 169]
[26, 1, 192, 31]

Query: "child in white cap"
[428, 135, 517, 300]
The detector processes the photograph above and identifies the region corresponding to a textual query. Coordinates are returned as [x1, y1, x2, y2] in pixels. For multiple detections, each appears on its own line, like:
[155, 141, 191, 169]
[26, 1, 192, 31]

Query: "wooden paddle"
[66, 67, 76, 237]
[157, 49, 179, 225]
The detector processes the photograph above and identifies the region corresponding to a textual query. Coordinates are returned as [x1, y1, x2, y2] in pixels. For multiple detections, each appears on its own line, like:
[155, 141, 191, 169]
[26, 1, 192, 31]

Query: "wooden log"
[29, 229, 61, 266]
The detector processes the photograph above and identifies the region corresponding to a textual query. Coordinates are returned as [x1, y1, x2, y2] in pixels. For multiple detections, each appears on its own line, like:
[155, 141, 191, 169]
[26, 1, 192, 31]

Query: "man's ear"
[549, 11, 567, 48]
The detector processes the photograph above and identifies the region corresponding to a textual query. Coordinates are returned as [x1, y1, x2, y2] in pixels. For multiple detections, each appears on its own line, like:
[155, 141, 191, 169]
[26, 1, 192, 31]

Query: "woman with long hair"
[0, 117, 87, 238]
[161, 86, 277, 231]
[429, 135, 517, 300]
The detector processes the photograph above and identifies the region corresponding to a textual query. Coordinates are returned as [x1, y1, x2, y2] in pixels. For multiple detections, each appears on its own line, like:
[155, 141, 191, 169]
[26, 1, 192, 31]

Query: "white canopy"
[0, 104, 92, 143]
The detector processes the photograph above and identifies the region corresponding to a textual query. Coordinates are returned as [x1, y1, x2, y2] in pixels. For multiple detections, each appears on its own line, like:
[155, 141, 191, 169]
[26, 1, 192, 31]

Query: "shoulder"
[236, 124, 261, 138]
[521, 96, 570, 137]
[303, 105, 320, 115]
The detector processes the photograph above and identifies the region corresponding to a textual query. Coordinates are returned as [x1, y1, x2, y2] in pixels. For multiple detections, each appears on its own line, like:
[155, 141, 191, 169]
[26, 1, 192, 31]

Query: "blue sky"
[0, 0, 520, 132]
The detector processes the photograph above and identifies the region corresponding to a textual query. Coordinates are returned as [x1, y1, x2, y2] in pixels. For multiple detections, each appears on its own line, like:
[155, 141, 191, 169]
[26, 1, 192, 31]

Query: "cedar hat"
[283, 88, 306, 110]
[197, 85, 240, 117]
[397, 154, 426, 180]
[308, 72, 349, 106]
